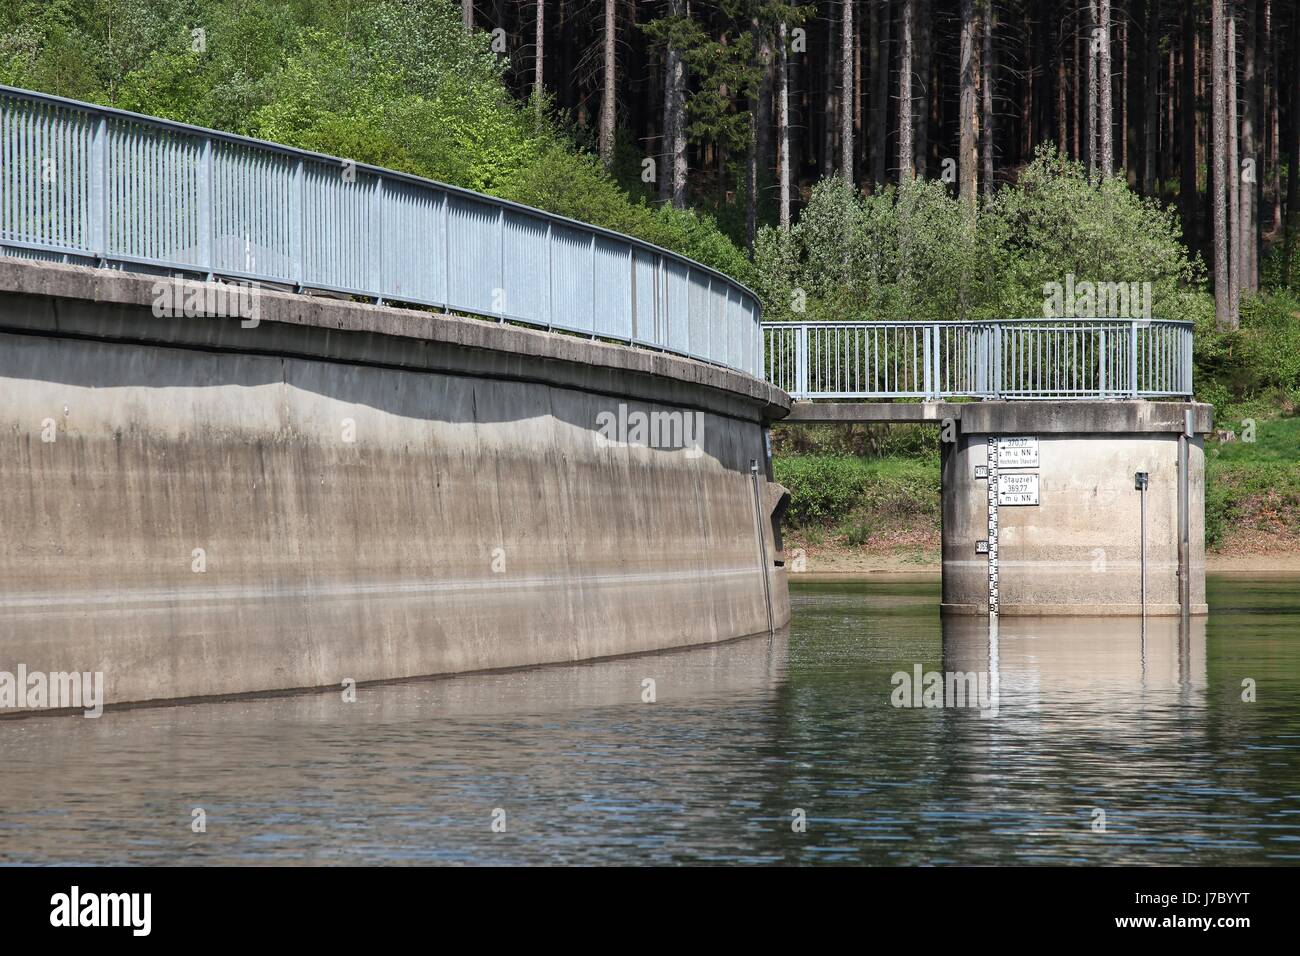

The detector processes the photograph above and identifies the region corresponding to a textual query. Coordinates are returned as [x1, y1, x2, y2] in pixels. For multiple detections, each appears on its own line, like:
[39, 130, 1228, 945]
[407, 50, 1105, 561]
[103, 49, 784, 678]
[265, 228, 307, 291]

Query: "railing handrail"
[763, 317, 1194, 401]
[0, 84, 763, 378]
[763, 317, 1193, 328]
[1, 83, 761, 301]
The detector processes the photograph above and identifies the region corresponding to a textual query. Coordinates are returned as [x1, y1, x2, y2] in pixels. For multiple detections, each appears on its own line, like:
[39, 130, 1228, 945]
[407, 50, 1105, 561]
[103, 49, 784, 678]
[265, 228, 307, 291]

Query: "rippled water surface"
[2, 575, 1298, 864]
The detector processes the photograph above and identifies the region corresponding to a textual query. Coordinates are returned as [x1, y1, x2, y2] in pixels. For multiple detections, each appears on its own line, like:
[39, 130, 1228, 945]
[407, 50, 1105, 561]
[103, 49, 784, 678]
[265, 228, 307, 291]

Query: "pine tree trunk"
[1087, 0, 1099, 179]
[747, 113, 758, 248]
[534, 0, 545, 103]
[870, 0, 891, 187]
[749, 16, 773, 246]
[981, 1, 993, 196]
[1180, 2, 1199, 254]
[1021, 7, 1033, 166]
[600, 0, 616, 168]
[779, 20, 791, 228]
[900, 0, 914, 182]
[662, 0, 688, 207]
[1266, 0, 1282, 234]
[1166, 46, 1176, 189]
[1073, 12, 1082, 161]
[824, 6, 837, 179]
[916, 0, 930, 176]
[1099, 0, 1113, 177]
[1288, 8, 1300, 284]
[855, 6, 864, 179]
[960, 0, 979, 212]
[1212, 0, 1232, 328]
[1145, 0, 1160, 194]
[1057, 14, 1068, 153]
[842, 0, 856, 181]
[1241, 0, 1258, 292]
[463, 0, 474, 31]
[1123, 16, 1131, 180]
[1227, 10, 1240, 324]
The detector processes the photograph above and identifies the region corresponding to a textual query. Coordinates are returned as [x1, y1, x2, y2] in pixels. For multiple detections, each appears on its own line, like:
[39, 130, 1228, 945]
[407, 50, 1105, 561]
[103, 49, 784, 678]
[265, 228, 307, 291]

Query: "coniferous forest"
[478, 0, 1298, 328]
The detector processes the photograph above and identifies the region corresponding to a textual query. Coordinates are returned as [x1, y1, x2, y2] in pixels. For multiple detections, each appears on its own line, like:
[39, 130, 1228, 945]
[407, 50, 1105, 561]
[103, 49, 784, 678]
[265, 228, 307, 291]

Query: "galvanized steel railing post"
[993, 323, 1002, 399]
[90, 115, 107, 261]
[291, 159, 304, 291]
[373, 175, 385, 304]
[922, 326, 933, 400]
[795, 323, 809, 398]
[440, 187, 450, 310]
[684, 267, 692, 355]
[1129, 319, 1139, 397]
[198, 136, 213, 277]
[932, 324, 942, 400]
[1098, 327, 1108, 396]
[654, 253, 663, 346]
[628, 245, 637, 342]
[589, 232, 597, 336]
[500, 205, 508, 321]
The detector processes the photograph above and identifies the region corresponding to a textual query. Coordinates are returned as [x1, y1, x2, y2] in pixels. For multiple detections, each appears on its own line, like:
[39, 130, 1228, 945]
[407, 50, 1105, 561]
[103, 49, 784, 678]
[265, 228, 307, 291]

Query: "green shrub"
[1195, 290, 1300, 409]
[842, 521, 872, 547]
[755, 146, 1202, 326]
[774, 455, 872, 526]
[774, 454, 941, 528]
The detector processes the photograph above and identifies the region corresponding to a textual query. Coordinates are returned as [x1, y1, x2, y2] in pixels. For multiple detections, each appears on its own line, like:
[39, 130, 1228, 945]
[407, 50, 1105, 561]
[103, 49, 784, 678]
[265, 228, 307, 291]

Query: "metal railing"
[764, 319, 1194, 400]
[0, 85, 763, 377]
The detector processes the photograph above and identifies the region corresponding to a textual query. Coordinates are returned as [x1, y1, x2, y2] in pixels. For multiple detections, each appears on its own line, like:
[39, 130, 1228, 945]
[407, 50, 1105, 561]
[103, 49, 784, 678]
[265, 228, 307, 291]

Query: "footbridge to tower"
[763, 319, 1210, 617]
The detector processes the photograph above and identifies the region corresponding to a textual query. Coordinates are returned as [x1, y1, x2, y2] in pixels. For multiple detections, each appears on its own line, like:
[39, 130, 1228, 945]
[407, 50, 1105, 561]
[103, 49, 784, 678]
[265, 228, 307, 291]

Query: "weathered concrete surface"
[0, 259, 790, 713]
[942, 401, 1209, 616]
[785, 399, 1212, 431]
[783, 401, 966, 424]
[957, 400, 1213, 435]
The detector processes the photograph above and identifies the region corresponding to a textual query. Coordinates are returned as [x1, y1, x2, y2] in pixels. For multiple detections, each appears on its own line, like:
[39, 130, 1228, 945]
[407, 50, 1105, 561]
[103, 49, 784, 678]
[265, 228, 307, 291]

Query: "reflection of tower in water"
[932, 614, 1211, 855]
[942, 614, 1208, 719]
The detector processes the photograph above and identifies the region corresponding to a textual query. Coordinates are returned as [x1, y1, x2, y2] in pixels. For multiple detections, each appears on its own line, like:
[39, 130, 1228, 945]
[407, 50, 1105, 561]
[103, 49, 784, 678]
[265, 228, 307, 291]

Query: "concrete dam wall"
[0, 259, 790, 713]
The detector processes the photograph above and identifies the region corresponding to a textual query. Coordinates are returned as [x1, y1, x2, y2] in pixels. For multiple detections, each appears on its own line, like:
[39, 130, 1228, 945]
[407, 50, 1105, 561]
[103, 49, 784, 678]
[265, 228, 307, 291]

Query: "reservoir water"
[1, 575, 1297, 864]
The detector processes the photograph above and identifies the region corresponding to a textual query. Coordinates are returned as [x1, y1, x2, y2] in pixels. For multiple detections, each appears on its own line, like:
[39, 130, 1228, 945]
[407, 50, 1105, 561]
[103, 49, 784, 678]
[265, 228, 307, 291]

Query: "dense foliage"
[0, 0, 753, 283]
[754, 147, 1205, 325]
[774, 454, 940, 528]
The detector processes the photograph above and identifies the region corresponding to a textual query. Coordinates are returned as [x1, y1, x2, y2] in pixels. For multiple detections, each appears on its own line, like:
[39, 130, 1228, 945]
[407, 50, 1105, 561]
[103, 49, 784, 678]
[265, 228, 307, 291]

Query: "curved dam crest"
[0, 258, 791, 712]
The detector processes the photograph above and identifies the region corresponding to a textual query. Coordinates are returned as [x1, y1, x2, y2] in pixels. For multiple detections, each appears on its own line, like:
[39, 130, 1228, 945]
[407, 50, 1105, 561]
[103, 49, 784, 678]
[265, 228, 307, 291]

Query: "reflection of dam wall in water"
[0, 259, 791, 714]
[0, 630, 789, 862]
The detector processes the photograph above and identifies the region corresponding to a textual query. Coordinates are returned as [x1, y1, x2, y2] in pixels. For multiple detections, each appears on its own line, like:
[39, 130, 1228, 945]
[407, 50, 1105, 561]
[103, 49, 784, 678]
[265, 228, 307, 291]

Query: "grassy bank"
[773, 440, 942, 568]
[1205, 412, 1300, 553]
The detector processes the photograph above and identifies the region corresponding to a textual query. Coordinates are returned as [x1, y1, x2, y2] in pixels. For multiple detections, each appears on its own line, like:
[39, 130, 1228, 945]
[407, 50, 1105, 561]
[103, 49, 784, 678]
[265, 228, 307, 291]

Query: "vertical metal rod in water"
[1136, 471, 1149, 618]
[750, 459, 775, 637]
[1178, 409, 1192, 617]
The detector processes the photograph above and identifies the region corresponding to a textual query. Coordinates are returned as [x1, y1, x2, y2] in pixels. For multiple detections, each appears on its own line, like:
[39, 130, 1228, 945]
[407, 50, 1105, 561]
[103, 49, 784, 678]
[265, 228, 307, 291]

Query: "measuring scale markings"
[987, 436, 999, 617]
